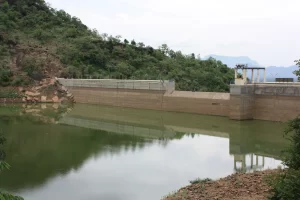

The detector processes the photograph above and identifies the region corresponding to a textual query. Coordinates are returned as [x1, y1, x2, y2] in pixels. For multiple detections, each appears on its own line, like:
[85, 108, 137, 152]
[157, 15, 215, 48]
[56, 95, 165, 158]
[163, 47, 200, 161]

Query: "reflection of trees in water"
[0, 103, 73, 125]
[0, 116, 156, 191]
[0, 135, 6, 161]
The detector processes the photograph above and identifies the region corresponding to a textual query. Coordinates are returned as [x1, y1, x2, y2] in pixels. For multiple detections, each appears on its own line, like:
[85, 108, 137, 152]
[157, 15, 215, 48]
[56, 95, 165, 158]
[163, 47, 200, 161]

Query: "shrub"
[22, 57, 39, 76]
[269, 169, 300, 200]
[268, 117, 300, 200]
[0, 89, 21, 98]
[11, 77, 24, 86]
[189, 178, 212, 185]
[282, 117, 300, 169]
[0, 68, 12, 86]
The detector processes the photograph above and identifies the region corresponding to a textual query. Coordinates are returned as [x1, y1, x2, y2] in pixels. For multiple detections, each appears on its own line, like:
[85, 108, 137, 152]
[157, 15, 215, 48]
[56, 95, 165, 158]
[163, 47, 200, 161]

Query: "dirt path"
[163, 170, 280, 200]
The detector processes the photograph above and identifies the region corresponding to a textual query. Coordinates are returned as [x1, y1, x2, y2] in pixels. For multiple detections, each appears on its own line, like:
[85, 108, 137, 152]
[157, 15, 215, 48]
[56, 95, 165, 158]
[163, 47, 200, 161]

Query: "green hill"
[0, 0, 234, 92]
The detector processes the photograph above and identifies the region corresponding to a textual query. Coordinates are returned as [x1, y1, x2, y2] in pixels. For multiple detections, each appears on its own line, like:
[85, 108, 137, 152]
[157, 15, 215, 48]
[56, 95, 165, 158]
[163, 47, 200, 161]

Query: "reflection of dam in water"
[59, 104, 289, 172]
[59, 117, 177, 139]
[234, 154, 265, 172]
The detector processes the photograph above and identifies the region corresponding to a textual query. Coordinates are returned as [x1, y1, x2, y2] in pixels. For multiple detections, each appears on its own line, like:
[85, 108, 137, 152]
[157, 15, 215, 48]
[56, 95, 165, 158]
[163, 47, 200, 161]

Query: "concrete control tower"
[234, 64, 266, 85]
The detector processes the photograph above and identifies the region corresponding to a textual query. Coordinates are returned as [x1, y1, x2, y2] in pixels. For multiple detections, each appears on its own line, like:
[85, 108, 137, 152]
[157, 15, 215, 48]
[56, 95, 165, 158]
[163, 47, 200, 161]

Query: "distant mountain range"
[203, 55, 260, 68]
[203, 54, 298, 82]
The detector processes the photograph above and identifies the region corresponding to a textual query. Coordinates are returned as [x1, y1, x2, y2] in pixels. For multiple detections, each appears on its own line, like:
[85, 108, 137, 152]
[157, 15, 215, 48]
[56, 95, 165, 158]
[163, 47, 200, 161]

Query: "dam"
[57, 77, 300, 122]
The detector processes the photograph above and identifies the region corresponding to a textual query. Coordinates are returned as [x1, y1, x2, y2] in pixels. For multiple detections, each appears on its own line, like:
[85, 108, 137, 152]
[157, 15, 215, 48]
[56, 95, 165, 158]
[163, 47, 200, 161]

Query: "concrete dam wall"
[57, 79, 300, 122]
[230, 84, 300, 122]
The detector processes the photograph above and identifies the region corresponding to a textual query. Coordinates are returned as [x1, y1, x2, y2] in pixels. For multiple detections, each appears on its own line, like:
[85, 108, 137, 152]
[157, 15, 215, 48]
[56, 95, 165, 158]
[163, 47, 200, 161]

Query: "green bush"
[0, 68, 12, 86]
[22, 57, 40, 77]
[268, 117, 300, 200]
[282, 117, 300, 169]
[0, 90, 21, 98]
[269, 169, 300, 200]
[11, 77, 24, 86]
[189, 178, 212, 185]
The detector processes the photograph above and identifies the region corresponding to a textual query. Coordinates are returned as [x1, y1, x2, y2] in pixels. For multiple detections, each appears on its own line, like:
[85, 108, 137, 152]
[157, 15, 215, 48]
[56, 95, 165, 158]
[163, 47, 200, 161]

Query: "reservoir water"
[0, 104, 288, 200]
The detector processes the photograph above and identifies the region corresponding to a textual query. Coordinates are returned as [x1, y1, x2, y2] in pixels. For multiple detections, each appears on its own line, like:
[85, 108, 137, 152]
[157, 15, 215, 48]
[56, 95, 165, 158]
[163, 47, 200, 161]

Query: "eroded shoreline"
[163, 169, 282, 200]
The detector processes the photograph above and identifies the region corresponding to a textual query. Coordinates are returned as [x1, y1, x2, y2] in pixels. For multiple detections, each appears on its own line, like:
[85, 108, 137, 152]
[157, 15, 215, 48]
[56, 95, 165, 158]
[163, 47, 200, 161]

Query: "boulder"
[60, 97, 69, 104]
[61, 86, 67, 92]
[50, 79, 56, 85]
[52, 96, 60, 103]
[25, 91, 40, 97]
[33, 97, 40, 102]
[34, 86, 44, 91]
[41, 96, 47, 102]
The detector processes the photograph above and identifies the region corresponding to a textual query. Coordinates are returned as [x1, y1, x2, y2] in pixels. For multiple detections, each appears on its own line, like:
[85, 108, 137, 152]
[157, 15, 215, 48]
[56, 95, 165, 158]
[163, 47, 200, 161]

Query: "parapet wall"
[57, 78, 175, 93]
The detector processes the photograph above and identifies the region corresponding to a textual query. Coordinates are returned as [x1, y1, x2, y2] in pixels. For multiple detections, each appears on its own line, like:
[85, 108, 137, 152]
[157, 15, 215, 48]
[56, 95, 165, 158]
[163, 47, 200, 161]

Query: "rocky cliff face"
[20, 78, 75, 104]
[0, 17, 74, 104]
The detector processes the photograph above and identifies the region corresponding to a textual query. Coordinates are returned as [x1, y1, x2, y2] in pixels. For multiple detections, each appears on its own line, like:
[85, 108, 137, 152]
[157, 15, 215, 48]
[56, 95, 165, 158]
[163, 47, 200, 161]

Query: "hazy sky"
[46, 0, 300, 67]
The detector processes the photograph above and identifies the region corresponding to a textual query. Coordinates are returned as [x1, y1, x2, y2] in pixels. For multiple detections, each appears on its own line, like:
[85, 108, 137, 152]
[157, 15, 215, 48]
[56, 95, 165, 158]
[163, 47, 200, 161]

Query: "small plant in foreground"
[161, 190, 178, 200]
[268, 117, 300, 200]
[189, 178, 212, 185]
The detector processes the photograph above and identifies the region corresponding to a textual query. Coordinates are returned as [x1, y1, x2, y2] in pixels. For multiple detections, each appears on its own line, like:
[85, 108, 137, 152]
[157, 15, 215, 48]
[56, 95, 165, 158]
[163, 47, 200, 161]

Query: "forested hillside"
[0, 0, 234, 92]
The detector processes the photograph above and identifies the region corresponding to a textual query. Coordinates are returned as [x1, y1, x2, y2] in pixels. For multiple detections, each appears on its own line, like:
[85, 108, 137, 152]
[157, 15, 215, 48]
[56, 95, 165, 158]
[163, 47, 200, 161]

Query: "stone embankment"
[163, 169, 282, 200]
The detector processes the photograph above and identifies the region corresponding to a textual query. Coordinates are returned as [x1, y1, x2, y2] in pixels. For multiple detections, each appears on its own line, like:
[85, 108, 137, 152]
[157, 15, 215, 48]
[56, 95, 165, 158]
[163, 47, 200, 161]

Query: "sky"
[46, 0, 300, 67]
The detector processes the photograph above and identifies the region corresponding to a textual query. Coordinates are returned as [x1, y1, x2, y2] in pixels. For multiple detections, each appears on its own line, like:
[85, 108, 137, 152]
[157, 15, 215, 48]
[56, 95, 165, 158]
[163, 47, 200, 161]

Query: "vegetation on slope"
[0, 0, 234, 92]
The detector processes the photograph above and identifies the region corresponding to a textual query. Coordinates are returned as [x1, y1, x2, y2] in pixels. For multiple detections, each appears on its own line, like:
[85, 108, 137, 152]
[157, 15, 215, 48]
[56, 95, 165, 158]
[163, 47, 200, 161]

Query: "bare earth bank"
[163, 169, 282, 200]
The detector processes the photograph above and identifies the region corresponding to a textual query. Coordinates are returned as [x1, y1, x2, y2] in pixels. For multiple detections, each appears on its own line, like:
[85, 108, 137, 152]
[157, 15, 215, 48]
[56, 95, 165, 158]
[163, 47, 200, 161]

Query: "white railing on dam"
[56, 78, 175, 91]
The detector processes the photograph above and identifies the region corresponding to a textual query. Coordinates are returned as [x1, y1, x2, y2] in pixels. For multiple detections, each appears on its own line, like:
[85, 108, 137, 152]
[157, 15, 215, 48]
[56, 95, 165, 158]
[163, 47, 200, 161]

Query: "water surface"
[0, 104, 288, 200]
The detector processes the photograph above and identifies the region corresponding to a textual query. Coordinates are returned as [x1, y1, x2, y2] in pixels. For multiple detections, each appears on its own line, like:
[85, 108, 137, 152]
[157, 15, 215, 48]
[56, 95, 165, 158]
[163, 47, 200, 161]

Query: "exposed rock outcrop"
[21, 78, 75, 104]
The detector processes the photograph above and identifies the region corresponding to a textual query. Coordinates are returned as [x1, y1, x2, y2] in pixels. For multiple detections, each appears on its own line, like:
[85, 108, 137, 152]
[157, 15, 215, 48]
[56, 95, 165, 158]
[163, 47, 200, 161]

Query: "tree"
[138, 42, 145, 48]
[191, 53, 195, 59]
[159, 44, 169, 55]
[101, 33, 108, 41]
[130, 40, 136, 46]
[124, 39, 129, 45]
[293, 59, 300, 81]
